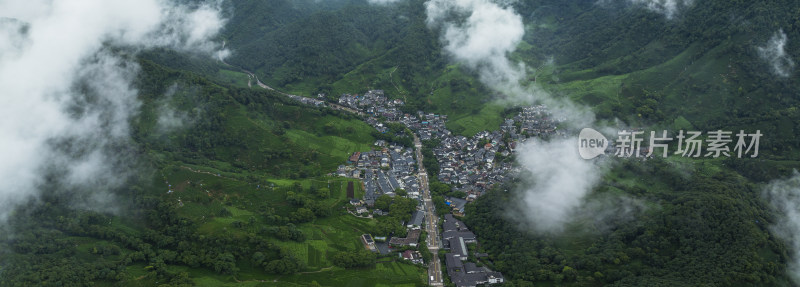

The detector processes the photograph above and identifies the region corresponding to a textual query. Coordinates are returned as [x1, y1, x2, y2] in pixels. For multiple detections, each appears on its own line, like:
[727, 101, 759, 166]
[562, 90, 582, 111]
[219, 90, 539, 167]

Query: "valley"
[4, 0, 800, 287]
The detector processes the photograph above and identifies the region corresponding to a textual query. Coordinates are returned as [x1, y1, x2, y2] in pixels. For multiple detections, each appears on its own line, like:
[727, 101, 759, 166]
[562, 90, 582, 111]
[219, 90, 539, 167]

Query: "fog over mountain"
[764, 172, 800, 285]
[416, 0, 636, 234]
[758, 29, 795, 78]
[0, 0, 227, 222]
[622, 0, 694, 19]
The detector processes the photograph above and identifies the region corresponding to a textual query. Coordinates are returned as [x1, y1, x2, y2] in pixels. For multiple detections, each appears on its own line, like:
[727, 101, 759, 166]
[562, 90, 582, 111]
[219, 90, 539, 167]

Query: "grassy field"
[161, 163, 365, 220]
[446, 103, 506, 136]
[146, 157, 428, 286]
[186, 261, 425, 287]
[215, 69, 252, 89]
[271, 215, 376, 271]
[156, 84, 378, 178]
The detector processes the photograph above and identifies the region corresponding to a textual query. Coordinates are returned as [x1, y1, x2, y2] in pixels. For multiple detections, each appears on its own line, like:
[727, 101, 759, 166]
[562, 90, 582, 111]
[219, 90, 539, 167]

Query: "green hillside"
[457, 1, 800, 286]
[0, 58, 425, 286]
[514, 0, 800, 155]
[134, 59, 375, 179]
[221, 0, 506, 135]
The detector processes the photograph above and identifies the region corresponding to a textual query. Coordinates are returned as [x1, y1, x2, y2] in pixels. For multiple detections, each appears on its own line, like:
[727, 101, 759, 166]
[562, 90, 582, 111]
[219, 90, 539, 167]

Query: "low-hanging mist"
[758, 29, 795, 78]
[764, 172, 800, 285]
[515, 138, 605, 233]
[0, 0, 228, 223]
[626, 0, 694, 19]
[419, 0, 625, 233]
[424, 0, 526, 98]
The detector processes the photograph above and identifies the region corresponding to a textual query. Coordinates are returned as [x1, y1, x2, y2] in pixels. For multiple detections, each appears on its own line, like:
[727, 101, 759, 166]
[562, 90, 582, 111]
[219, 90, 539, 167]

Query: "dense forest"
[219, 0, 499, 134]
[455, 1, 800, 286]
[216, 0, 800, 142]
[465, 158, 789, 286]
[512, 0, 800, 154]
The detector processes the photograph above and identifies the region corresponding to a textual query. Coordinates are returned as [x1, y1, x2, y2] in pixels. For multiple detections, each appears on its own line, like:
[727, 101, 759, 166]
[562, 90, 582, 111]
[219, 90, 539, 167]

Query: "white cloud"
[758, 29, 795, 78]
[423, 0, 597, 125]
[146, 1, 230, 57]
[513, 137, 610, 233]
[423, 0, 628, 234]
[600, 0, 694, 19]
[425, 0, 528, 101]
[631, 0, 693, 19]
[764, 171, 800, 284]
[0, 0, 227, 222]
[156, 84, 196, 133]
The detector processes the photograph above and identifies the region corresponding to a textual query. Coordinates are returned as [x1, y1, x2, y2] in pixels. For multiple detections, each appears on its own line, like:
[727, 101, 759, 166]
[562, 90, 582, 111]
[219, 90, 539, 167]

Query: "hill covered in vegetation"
[0, 55, 426, 286]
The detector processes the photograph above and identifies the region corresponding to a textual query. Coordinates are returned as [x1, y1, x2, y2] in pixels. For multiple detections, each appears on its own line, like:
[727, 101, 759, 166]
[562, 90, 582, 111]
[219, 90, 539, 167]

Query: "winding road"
[221, 58, 365, 116]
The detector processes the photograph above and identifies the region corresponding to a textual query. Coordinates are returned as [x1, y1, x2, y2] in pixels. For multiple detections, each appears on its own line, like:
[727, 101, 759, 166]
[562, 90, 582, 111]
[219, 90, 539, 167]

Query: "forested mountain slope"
[514, 0, 800, 154]
[458, 1, 800, 286]
[0, 55, 428, 287]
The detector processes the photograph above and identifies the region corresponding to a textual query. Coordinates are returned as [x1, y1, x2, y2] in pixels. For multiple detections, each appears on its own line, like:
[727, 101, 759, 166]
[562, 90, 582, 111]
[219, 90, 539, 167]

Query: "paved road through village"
[414, 134, 443, 286]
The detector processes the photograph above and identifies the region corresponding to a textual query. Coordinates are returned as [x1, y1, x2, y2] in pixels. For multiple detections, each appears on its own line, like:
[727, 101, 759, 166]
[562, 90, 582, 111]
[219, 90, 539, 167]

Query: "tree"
[331, 250, 376, 268]
[446, 191, 466, 199]
[290, 208, 315, 223]
[213, 253, 238, 275]
[264, 257, 302, 274]
[217, 208, 232, 217]
[252, 252, 266, 265]
[315, 187, 330, 199]
[562, 266, 578, 282]
[389, 197, 417, 221]
[323, 122, 338, 134]
[430, 181, 451, 195]
[374, 194, 392, 211]
[433, 195, 450, 216]
[286, 191, 306, 206]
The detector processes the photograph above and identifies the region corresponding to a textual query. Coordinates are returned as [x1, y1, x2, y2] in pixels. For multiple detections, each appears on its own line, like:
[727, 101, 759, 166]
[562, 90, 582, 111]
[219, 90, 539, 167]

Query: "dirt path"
[299, 266, 335, 274]
[180, 166, 240, 182]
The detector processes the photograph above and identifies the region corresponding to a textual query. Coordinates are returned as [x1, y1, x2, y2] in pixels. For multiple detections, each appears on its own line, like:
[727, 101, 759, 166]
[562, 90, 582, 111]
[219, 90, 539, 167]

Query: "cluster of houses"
[400, 249, 424, 264]
[336, 92, 562, 214]
[429, 105, 562, 205]
[443, 214, 504, 287]
[286, 93, 326, 107]
[433, 131, 513, 200]
[337, 93, 560, 209]
[511, 105, 562, 137]
[338, 90, 405, 121]
[342, 141, 428, 256]
[401, 111, 451, 141]
[331, 92, 557, 284]
[339, 91, 453, 140]
[339, 141, 422, 207]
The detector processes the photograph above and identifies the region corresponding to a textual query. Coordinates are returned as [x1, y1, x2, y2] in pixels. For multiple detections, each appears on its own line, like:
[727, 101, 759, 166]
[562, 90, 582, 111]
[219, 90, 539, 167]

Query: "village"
[331, 90, 562, 286]
[340, 90, 562, 208]
[338, 141, 420, 204]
